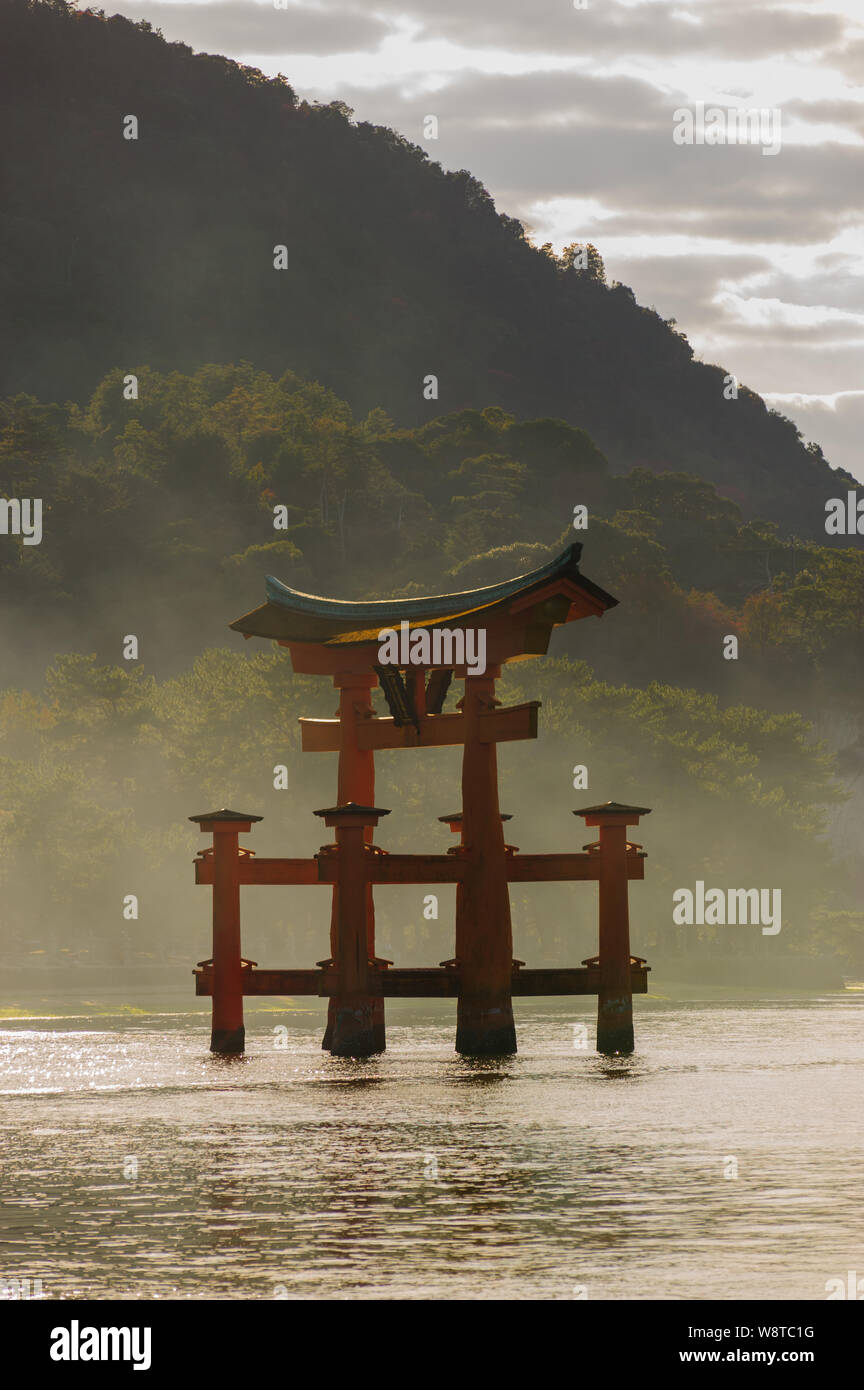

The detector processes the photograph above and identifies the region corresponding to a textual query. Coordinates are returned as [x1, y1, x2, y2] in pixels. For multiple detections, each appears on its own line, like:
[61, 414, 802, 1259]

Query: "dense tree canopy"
[1, 364, 861, 719]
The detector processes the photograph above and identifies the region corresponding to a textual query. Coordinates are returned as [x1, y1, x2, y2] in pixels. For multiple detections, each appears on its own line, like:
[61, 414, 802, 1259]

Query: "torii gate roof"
[229, 542, 617, 651]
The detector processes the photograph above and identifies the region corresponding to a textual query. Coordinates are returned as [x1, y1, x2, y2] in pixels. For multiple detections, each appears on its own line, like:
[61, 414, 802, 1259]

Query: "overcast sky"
[91, 0, 864, 481]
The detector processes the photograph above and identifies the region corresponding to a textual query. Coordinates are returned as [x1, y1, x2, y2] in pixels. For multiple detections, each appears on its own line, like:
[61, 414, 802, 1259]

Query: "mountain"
[1, 0, 857, 539]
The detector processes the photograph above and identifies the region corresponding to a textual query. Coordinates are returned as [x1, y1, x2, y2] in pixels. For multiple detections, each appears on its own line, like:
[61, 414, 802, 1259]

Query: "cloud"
[785, 97, 864, 139]
[714, 292, 864, 335]
[102, 0, 391, 55]
[341, 71, 864, 245]
[340, 0, 849, 62]
[762, 392, 864, 481]
[98, 0, 858, 68]
[601, 250, 772, 324]
[828, 33, 864, 82]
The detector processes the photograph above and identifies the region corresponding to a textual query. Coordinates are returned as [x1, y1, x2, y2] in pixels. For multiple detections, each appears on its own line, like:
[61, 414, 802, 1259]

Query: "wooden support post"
[322, 674, 385, 1052]
[574, 802, 651, 1055]
[456, 669, 518, 1056]
[315, 803, 389, 1057]
[189, 809, 263, 1055]
[597, 820, 632, 1054]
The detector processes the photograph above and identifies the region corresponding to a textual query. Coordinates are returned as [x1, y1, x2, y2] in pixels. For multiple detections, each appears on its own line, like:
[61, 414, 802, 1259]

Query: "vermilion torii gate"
[191, 542, 652, 1058]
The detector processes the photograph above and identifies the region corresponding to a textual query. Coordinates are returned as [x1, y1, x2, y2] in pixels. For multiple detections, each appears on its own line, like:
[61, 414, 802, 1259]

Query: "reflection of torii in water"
[190, 544, 652, 1059]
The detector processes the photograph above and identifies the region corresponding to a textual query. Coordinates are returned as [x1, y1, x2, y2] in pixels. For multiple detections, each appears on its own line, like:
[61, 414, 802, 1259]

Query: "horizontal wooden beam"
[195, 849, 646, 887]
[194, 964, 650, 998]
[507, 853, 645, 882]
[357, 712, 465, 751]
[513, 967, 648, 995]
[283, 625, 563, 677]
[299, 718, 355, 753]
[299, 701, 539, 754]
[316, 853, 466, 884]
[197, 968, 323, 996]
[374, 968, 460, 998]
[195, 857, 321, 886]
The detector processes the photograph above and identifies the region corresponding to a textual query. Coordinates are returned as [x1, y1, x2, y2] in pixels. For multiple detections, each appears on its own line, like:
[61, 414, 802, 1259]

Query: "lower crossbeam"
[193, 964, 650, 998]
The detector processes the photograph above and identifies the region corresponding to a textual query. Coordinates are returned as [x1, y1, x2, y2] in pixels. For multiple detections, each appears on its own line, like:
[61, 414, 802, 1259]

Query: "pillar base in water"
[328, 999, 380, 1057]
[322, 998, 336, 1051]
[210, 1025, 245, 1055]
[597, 999, 634, 1055]
[372, 996, 386, 1053]
[456, 998, 517, 1057]
[323, 997, 385, 1054]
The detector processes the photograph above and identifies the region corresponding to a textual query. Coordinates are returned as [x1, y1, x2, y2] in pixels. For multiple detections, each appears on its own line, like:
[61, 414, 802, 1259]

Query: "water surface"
[1, 989, 861, 1300]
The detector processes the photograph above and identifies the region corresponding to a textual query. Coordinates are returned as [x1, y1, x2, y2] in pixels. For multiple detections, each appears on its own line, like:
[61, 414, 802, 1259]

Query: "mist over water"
[2, 991, 861, 1301]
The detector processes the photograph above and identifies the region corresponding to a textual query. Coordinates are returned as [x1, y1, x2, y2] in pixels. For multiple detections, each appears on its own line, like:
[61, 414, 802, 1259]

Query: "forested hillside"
[2, 364, 862, 719]
[1, 0, 857, 535]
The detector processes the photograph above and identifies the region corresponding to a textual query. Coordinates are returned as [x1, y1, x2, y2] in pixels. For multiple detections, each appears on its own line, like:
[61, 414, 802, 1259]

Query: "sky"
[91, 0, 864, 481]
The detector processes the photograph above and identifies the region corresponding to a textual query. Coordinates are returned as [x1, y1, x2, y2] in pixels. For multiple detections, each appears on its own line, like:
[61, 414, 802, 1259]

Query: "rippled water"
[1, 990, 862, 1300]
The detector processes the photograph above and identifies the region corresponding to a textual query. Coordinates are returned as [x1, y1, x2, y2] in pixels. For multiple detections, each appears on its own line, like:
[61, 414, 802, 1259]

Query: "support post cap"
[189, 808, 263, 827]
[573, 800, 651, 826]
[438, 811, 512, 827]
[313, 801, 391, 829]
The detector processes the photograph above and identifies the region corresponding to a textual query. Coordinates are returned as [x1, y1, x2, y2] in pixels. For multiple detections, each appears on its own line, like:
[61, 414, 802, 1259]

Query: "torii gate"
[191, 543, 651, 1058]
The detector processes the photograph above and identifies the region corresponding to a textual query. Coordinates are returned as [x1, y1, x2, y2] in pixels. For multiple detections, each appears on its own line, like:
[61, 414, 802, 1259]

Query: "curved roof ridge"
[264, 542, 585, 622]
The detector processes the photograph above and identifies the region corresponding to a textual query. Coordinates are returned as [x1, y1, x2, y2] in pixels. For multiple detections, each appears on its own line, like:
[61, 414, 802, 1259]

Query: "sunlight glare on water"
[1, 993, 862, 1300]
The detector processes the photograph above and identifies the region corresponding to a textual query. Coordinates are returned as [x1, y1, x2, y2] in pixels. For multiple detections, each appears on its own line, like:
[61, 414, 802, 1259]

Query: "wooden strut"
[210, 824, 244, 1054]
[455, 668, 517, 1055]
[322, 674, 383, 1055]
[316, 805, 383, 1057]
[189, 809, 263, 1055]
[575, 802, 652, 1055]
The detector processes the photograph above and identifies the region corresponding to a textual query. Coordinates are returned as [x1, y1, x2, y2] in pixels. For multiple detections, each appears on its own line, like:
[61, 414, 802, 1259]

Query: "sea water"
[1, 989, 861, 1300]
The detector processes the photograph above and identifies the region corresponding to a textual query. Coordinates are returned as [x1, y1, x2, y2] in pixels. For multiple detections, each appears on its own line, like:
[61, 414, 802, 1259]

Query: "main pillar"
[190, 808, 263, 1055]
[456, 668, 518, 1056]
[322, 673, 385, 1052]
[575, 802, 651, 1055]
[315, 803, 389, 1057]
